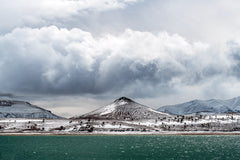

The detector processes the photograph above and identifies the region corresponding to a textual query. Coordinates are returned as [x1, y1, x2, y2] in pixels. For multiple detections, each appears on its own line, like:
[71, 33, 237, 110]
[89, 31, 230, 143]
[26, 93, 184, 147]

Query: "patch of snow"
[117, 101, 128, 106]
[99, 104, 116, 115]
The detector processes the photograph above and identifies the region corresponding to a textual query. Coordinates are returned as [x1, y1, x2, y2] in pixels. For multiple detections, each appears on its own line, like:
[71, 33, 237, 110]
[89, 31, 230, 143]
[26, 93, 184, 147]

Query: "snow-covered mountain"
[0, 99, 62, 119]
[157, 96, 240, 115]
[73, 97, 170, 120]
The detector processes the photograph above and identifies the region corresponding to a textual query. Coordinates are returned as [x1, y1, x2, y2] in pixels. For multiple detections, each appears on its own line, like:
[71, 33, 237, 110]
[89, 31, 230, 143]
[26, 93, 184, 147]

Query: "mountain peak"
[114, 97, 134, 103]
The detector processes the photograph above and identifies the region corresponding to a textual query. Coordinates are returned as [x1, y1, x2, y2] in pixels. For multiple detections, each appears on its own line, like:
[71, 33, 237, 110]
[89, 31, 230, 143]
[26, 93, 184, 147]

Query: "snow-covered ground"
[1, 113, 240, 134]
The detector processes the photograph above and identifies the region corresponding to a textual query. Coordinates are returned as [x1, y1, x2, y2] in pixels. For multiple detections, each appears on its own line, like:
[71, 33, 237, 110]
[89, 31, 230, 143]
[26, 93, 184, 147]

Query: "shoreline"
[1, 131, 240, 136]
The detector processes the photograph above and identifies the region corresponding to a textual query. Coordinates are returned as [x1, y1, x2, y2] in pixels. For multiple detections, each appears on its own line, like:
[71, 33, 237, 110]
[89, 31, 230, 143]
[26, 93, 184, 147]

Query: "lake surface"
[0, 135, 240, 160]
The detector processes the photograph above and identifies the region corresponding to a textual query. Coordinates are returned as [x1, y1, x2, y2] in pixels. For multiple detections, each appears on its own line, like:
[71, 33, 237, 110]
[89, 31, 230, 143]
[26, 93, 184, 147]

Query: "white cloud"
[0, 0, 141, 33]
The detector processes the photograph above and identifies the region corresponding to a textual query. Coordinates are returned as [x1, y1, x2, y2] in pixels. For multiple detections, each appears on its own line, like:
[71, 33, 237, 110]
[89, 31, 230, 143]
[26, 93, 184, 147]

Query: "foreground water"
[0, 135, 240, 160]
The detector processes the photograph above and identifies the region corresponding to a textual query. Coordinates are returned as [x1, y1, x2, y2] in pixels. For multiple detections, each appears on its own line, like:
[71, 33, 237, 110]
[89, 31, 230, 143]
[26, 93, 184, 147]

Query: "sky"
[1, 0, 240, 117]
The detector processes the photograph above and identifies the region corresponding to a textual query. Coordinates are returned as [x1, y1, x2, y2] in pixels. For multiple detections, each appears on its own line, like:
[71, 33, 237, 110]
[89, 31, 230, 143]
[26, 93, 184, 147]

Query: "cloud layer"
[0, 0, 140, 33]
[2, 0, 240, 116]
[1, 26, 239, 100]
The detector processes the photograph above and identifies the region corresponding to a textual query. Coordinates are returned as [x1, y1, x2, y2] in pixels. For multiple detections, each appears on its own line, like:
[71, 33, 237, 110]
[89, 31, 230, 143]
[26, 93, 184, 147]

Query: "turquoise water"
[0, 135, 240, 160]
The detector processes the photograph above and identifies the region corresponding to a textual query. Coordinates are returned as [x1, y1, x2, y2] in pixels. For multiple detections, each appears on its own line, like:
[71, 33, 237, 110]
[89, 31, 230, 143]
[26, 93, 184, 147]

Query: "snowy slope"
[0, 99, 62, 119]
[157, 96, 240, 115]
[73, 97, 170, 120]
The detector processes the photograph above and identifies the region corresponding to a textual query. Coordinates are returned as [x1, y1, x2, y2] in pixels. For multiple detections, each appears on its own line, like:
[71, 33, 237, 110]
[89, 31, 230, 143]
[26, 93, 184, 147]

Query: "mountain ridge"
[0, 99, 63, 119]
[157, 96, 240, 115]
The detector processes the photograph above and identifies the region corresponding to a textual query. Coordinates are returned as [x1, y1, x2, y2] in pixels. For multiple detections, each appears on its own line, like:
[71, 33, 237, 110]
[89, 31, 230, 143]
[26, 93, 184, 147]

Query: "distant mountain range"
[0, 99, 62, 119]
[2, 96, 240, 119]
[73, 97, 170, 120]
[157, 96, 240, 115]
[77, 96, 240, 119]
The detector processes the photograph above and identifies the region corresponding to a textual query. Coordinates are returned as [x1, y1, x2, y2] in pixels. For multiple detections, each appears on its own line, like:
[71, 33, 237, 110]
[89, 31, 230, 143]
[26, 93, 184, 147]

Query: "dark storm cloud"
[93, 58, 183, 97]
